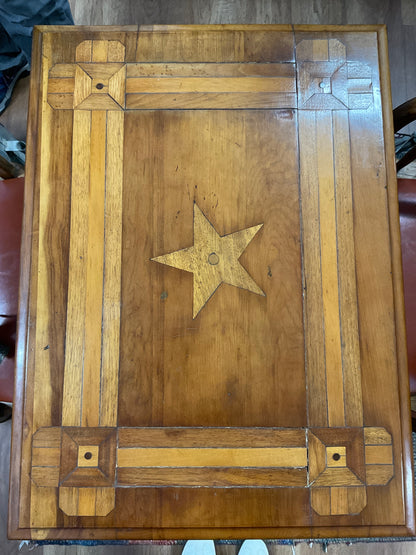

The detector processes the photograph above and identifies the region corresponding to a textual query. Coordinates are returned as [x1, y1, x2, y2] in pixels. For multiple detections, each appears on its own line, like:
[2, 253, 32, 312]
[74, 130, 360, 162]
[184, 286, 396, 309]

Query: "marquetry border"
[46, 35, 373, 112]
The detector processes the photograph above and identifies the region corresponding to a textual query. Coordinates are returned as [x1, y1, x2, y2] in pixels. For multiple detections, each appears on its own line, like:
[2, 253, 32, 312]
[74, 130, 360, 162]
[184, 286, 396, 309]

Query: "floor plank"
[0, 419, 21, 554]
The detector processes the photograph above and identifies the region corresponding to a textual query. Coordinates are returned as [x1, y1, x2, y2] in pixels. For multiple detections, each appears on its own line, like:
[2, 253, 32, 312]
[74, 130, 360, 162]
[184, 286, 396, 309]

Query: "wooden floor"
[1, 0, 416, 552]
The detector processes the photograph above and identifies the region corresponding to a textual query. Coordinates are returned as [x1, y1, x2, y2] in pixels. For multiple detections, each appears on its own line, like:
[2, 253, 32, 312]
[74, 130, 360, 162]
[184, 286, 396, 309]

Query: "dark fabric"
[0, 23, 26, 71]
[0, 0, 73, 70]
[398, 178, 416, 394]
[0, 176, 24, 403]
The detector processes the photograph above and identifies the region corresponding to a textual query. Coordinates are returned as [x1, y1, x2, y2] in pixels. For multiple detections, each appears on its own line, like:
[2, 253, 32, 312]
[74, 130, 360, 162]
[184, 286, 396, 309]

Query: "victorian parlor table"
[8, 25, 415, 539]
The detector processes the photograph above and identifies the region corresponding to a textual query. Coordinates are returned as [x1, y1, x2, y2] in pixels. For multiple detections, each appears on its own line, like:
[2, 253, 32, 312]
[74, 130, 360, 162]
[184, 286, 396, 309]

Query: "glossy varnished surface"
[9, 25, 415, 539]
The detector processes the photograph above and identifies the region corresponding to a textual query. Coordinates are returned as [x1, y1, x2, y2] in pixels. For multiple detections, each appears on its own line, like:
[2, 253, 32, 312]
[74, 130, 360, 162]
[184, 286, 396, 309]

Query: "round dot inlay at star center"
[208, 252, 220, 265]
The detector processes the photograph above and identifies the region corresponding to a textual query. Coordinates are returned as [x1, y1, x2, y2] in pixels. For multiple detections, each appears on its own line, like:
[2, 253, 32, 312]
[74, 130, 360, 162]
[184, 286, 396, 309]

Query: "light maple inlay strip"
[99, 110, 124, 427]
[117, 447, 307, 468]
[126, 76, 295, 94]
[61, 112, 91, 427]
[78, 487, 96, 515]
[333, 110, 363, 427]
[316, 111, 345, 428]
[92, 40, 109, 62]
[81, 110, 106, 427]
[298, 110, 327, 427]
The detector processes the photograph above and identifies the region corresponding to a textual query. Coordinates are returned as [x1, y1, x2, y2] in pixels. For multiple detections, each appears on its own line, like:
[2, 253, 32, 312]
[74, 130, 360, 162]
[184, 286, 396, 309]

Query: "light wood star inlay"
[151, 203, 265, 318]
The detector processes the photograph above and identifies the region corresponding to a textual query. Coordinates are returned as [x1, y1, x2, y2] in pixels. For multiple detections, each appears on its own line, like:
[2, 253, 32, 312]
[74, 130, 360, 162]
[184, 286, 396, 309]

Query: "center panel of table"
[119, 108, 305, 429]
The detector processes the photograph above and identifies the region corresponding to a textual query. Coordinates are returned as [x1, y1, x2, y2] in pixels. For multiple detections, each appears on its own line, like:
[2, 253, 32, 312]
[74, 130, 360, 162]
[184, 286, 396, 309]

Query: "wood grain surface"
[8, 24, 415, 540]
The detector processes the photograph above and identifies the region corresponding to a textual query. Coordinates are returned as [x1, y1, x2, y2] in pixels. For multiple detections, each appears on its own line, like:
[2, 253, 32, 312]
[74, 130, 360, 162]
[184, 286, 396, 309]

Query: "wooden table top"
[9, 24, 415, 539]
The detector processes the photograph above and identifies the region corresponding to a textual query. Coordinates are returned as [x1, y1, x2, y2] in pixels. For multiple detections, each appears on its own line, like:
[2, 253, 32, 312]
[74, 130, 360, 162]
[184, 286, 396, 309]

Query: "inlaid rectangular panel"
[9, 25, 415, 540]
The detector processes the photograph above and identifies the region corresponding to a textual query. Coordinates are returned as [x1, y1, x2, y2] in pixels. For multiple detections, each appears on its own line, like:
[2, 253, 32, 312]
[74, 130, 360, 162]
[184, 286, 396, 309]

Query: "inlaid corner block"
[296, 38, 373, 110]
[31, 427, 116, 516]
[11, 26, 413, 539]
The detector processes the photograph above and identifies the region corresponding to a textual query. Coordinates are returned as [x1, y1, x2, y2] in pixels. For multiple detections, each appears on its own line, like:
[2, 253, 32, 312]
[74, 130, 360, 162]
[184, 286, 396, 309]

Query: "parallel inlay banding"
[31, 426, 393, 496]
[151, 203, 265, 318]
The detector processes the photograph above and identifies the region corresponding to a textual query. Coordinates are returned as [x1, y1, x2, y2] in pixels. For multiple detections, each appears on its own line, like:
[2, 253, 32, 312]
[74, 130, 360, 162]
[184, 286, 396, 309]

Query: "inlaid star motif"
[151, 203, 265, 318]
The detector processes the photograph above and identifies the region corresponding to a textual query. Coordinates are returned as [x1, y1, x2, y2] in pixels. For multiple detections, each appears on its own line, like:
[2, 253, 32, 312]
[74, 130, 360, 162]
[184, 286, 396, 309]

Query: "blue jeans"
[0, 0, 73, 71]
